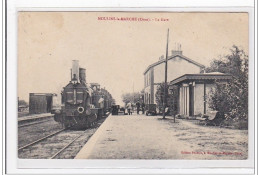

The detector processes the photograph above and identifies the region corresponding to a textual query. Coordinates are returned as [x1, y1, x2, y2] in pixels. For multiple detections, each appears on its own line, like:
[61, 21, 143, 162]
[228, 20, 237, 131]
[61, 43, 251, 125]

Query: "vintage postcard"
[16, 11, 250, 161]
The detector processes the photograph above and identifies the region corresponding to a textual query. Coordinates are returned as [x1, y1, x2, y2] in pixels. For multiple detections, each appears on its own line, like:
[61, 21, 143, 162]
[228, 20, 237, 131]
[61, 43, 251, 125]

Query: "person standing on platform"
[126, 102, 132, 115]
[141, 103, 145, 114]
[136, 100, 141, 115]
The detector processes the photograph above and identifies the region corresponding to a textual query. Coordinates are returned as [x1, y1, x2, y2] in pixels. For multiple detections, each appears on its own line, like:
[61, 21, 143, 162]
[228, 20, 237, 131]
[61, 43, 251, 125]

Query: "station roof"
[169, 72, 232, 85]
[143, 54, 205, 75]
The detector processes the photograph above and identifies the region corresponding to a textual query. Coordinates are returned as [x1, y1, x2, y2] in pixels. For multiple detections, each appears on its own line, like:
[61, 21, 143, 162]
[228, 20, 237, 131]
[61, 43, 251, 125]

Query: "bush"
[207, 46, 248, 129]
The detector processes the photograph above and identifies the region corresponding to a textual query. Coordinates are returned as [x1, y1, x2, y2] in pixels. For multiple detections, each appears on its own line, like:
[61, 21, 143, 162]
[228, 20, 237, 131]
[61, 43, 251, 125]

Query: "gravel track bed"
[18, 119, 63, 148]
[18, 118, 106, 159]
[55, 128, 97, 159]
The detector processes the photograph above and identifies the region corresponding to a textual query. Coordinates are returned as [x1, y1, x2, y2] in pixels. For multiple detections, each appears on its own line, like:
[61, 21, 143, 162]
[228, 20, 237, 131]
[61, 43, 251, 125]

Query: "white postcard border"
[5, 0, 255, 174]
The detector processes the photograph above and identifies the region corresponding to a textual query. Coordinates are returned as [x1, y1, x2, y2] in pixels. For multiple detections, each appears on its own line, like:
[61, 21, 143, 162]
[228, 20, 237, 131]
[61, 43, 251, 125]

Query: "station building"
[143, 48, 205, 105]
[143, 46, 232, 117]
[169, 73, 232, 116]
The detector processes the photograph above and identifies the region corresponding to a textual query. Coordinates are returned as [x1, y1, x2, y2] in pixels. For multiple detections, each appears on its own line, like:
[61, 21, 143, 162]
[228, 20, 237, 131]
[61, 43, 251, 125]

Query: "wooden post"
[204, 82, 206, 114]
[163, 29, 169, 119]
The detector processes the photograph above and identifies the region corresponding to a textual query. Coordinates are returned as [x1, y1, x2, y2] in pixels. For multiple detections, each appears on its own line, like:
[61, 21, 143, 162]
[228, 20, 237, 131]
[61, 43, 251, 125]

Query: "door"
[189, 85, 194, 116]
[46, 96, 53, 113]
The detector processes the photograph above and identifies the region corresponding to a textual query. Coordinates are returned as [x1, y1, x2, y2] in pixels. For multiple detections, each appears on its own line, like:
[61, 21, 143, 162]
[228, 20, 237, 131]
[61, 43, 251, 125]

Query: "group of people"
[126, 100, 145, 115]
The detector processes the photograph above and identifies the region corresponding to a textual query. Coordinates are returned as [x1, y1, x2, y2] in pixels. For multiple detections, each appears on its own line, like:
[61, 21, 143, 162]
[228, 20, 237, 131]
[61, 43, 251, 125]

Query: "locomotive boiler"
[53, 60, 97, 129]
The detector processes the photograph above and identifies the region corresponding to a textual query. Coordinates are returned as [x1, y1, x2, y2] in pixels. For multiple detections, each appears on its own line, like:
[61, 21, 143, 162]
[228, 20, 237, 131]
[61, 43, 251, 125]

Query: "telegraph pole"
[163, 29, 169, 119]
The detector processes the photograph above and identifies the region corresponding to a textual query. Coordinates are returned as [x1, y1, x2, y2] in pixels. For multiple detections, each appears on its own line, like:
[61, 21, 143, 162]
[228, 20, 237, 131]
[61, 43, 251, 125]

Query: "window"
[66, 91, 73, 103]
[146, 74, 148, 87]
[144, 75, 146, 87]
[76, 91, 84, 103]
[147, 73, 149, 86]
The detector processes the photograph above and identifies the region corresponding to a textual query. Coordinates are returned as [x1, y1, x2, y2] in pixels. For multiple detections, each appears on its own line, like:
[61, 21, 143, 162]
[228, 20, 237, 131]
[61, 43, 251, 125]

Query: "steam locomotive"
[53, 60, 113, 129]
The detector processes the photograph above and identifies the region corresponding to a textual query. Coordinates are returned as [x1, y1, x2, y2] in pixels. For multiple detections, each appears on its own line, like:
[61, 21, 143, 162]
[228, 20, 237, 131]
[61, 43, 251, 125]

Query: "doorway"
[189, 84, 194, 116]
[46, 96, 53, 113]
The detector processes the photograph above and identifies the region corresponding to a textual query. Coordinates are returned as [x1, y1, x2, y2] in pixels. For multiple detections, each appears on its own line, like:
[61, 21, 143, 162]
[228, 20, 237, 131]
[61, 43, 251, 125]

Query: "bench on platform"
[196, 111, 218, 120]
[196, 117, 207, 121]
[196, 111, 221, 125]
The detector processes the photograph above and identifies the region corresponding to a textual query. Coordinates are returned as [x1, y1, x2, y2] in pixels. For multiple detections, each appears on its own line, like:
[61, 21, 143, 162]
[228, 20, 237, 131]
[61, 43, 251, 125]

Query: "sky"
[18, 12, 248, 105]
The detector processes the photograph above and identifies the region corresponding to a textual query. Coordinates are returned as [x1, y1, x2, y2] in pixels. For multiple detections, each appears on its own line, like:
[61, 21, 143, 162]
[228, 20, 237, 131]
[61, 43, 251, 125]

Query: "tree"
[121, 92, 142, 105]
[207, 46, 248, 128]
[155, 83, 178, 115]
[155, 83, 168, 113]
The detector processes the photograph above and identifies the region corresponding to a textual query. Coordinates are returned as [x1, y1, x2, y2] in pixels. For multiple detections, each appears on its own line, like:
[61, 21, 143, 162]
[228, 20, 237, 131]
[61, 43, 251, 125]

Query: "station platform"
[18, 113, 54, 122]
[75, 113, 248, 160]
[75, 114, 192, 159]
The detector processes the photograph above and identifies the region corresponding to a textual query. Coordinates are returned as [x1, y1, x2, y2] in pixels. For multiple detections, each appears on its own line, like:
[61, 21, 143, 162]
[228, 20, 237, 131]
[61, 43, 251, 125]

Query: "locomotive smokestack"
[79, 68, 86, 83]
[72, 60, 80, 83]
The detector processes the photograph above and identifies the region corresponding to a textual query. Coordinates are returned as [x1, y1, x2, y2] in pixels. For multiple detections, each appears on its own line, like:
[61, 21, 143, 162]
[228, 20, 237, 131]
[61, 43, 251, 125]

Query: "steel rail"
[49, 119, 103, 159]
[49, 133, 85, 159]
[18, 128, 66, 151]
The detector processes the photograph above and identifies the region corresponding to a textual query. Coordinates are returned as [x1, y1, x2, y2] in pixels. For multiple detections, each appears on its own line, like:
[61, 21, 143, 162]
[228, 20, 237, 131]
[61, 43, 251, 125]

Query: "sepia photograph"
[17, 12, 249, 160]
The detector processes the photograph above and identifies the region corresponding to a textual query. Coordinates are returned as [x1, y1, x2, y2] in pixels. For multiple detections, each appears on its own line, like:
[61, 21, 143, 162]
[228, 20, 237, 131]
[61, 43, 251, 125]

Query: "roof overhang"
[169, 73, 232, 85]
[143, 54, 205, 75]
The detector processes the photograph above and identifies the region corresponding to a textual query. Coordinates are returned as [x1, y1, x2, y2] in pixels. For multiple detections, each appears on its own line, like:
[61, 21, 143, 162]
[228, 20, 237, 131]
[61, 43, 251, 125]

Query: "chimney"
[171, 43, 183, 55]
[159, 55, 164, 61]
[71, 60, 80, 82]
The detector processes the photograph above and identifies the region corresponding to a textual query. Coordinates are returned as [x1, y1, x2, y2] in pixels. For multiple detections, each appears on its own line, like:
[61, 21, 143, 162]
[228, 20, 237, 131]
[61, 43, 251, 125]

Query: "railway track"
[18, 118, 106, 159]
[18, 128, 66, 151]
[18, 127, 94, 159]
[49, 131, 91, 159]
